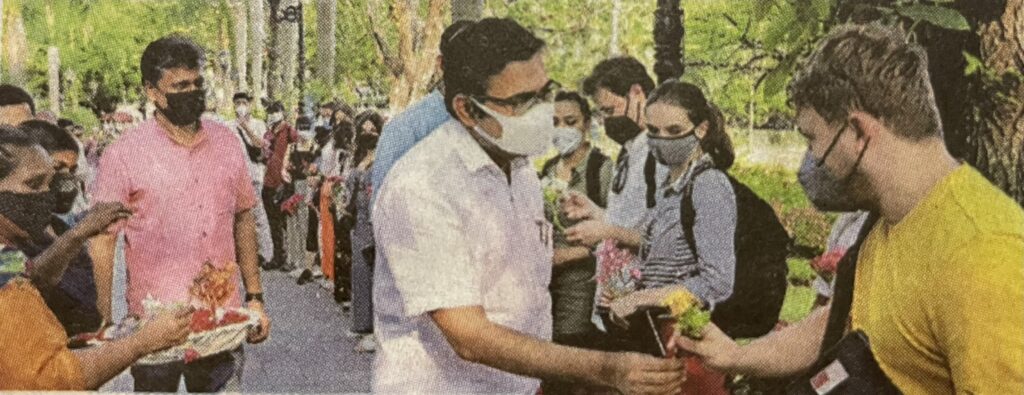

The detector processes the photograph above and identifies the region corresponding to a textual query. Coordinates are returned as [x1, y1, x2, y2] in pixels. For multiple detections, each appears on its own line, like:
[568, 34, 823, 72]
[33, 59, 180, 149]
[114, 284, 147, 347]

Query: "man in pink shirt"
[89, 35, 270, 392]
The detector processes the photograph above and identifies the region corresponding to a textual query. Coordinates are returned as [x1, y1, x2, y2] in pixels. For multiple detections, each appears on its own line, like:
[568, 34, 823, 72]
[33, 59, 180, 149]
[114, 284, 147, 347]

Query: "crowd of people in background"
[0, 13, 1021, 395]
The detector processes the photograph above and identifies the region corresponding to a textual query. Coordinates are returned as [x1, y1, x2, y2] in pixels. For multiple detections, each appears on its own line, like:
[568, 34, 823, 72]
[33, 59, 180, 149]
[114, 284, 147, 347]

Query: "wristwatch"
[245, 292, 265, 303]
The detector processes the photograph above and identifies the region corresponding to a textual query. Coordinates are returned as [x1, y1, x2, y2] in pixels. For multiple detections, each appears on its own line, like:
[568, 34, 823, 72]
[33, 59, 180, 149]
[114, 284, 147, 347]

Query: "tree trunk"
[269, 0, 299, 102]
[48, 46, 60, 115]
[233, 0, 249, 92]
[315, 0, 337, 92]
[369, 0, 446, 111]
[653, 0, 685, 83]
[451, 0, 483, 22]
[610, 0, 622, 56]
[0, 0, 5, 82]
[249, 0, 266, 101]
[962, 0, 1024, 202]
[4, 8, 27, 86]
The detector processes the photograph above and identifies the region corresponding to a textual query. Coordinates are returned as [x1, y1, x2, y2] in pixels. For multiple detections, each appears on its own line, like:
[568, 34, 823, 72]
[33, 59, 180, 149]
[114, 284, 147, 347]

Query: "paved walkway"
[101, 270, 373, 393]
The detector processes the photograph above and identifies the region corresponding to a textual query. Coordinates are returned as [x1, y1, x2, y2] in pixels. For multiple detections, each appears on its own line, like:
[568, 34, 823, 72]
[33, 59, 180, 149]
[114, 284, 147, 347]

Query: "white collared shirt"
[605, 132, 668, 229]
[372, 120, 553, 394]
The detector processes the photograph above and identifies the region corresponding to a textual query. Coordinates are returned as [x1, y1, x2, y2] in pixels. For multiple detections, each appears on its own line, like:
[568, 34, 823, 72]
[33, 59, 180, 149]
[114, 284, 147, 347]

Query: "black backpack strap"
[678, 162, 716, 262]
[819, 213, 880, 356]
[644, 152, 657, 209]
[585, 150, 608, 207]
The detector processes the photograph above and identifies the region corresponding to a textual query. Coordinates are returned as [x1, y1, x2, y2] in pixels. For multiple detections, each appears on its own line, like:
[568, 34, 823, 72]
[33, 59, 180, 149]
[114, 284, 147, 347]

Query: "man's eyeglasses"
[473, 80, 561, 117]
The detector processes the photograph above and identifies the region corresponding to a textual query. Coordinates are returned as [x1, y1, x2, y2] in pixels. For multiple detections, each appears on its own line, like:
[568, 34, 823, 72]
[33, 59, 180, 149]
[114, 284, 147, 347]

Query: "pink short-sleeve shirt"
[92, 118, 257, 315]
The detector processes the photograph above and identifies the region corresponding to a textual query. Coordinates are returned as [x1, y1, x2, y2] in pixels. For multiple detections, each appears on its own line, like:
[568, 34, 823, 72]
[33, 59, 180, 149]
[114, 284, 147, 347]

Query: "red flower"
[811, 249, 846, 275]
[280, 194, 305, 216]
[184, 348, 200, 364]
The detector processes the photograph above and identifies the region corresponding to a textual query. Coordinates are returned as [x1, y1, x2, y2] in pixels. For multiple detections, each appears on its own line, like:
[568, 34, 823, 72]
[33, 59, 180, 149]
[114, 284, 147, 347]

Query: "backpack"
[680, 162, 790, 339]
[541, 150, 609, 207]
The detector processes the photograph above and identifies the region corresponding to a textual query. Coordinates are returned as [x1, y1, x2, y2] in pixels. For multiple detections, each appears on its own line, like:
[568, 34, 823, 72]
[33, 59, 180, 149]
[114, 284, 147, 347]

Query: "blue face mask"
[797, 124, 870, 212]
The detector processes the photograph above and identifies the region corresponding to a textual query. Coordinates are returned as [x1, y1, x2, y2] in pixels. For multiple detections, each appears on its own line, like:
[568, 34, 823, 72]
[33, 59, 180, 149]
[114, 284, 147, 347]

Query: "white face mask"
[552, 127, 583, 156]
[471, 100, 555, 157]
[235, 105, 250, 118]
[267, 112, 283, 124]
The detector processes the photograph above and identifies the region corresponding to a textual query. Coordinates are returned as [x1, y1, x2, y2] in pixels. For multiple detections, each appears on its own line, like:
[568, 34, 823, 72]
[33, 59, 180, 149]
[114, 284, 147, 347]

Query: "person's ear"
[694, 120, 710, 140]
[452, 95, 479, 128]
[848, 111, 881, 148]
[143, 81, 162, 105]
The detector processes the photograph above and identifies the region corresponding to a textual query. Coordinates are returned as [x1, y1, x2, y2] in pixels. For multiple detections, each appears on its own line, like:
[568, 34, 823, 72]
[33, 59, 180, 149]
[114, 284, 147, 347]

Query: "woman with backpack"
[538, 91, 614, 394]
[566, 80, 741, 394]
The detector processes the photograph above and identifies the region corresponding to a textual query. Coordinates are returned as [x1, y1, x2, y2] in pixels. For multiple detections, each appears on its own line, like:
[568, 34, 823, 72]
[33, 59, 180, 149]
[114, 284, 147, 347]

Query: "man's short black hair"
[56, 118, 75, 129]
[19, 120, 79, 154]
[0, 125, 41, 180]
[265, 100, 285, 114]
[442, 18, 546, 118]
[440, 20, 475, 60]
[0, 84, 35, 114]
[582, 56, 655, 98]
[140, 35, 206, 87]
[233, 92, 253, 102]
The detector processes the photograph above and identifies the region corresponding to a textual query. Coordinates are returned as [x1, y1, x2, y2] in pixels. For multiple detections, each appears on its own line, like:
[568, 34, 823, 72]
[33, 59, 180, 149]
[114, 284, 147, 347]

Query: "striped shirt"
[637, 155, 737, 307]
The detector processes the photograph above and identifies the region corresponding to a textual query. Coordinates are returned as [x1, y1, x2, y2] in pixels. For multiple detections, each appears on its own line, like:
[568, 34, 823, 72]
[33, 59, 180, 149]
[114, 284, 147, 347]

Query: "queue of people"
[0, 14, 1021, 395]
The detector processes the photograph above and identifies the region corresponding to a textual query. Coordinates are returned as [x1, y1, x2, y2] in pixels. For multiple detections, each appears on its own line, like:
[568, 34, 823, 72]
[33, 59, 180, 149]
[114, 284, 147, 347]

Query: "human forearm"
[30, 228, 89, 287]
[728, 306, 829, 377]
[234, 211, 262, 294]
[72, 334, 147, 389]
[88, 234, 117, 321]
[553, 246, 591, 267]
[432, 307, 616, 387]
[610, 225, 643, 249]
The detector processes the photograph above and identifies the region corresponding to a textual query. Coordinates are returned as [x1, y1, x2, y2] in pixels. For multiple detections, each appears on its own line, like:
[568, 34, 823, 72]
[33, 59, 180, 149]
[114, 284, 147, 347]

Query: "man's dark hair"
[0, 125, 41, 180]
[265, 100, 285, 114]
[0, 84, 35, 115]
[19, 120, 79, 154]
[296, 115, 312, 131]
[140, 35, 207, 87]
[319, 101, 335, 110]
[555, 91, 593, 123]
[56, 118, 75, 129]
[582, 56, 655, 98]
[442, 18, 546, 118]
[354, 111, 385, 135]
[233, 92, 253, 102]
[440, 20, 475, 60]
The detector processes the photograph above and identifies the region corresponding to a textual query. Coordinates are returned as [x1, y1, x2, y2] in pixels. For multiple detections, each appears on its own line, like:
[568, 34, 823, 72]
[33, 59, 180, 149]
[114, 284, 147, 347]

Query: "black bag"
[787, 214, 900, 395]
[237, 126, 263, 163]
[540, 150, 610, 208]
[680, 163, 790, 339]
[597, 305, 673, 357]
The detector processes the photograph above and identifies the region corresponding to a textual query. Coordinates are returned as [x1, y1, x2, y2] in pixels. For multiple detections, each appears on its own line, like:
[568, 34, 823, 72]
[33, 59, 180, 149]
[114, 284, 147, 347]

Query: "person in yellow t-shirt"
[0, 125, 192, 390]
[672, 23, 1023, 394]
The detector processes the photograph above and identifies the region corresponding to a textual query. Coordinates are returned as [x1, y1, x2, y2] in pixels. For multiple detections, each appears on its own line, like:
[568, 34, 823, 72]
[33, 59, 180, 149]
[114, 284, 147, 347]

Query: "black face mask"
[605, 116, 643, 145]
[50, 172, 80, 215]
[357, 133, 379, 149]
[604, 96, 644, 145]
[0, 191, 56, 242]
[159, 89, 206, 127]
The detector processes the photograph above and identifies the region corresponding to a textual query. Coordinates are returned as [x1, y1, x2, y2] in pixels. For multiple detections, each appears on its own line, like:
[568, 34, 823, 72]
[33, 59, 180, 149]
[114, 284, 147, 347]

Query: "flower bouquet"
[811, 248, 845, 283]
[594, 239, 642, 301]
[122, 262, 256, 365]
[540, 177, 570, 234]
[280, 193, 305, 216]
[662, 288, 712, 339]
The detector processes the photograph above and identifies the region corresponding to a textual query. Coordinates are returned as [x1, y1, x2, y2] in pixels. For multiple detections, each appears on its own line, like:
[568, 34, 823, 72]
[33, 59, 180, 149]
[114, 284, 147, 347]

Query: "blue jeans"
[131, 346, 244, 392]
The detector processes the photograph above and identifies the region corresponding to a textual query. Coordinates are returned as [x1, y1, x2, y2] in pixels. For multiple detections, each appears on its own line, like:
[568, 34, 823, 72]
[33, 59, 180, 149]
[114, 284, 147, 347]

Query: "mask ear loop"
[843, 136, 871, 181]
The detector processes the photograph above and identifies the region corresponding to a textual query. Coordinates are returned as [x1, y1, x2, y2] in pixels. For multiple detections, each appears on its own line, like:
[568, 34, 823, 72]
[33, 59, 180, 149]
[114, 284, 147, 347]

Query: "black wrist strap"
[819, 213, 879, 357]
[245, 292, 264, 303]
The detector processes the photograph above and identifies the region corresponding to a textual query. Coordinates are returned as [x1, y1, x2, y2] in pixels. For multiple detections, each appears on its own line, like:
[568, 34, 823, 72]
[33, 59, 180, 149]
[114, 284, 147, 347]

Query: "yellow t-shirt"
[0, 276, 86, 390]
[852, 165, 1024, 394]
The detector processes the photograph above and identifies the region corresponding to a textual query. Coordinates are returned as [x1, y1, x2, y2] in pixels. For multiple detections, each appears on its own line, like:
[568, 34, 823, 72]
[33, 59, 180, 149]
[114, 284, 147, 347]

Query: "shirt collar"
[664, 154, 714, 195]
[151, 118, 210, 149]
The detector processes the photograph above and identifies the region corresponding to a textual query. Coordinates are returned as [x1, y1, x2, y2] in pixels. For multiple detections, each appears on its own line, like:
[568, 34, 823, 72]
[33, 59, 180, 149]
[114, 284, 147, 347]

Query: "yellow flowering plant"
[662, 288, 712, 339]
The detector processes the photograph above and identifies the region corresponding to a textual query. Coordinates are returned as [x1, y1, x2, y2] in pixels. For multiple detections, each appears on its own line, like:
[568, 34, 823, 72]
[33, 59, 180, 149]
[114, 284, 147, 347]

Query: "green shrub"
[787, 257, 817, 286]
[780, 284, 817, 323]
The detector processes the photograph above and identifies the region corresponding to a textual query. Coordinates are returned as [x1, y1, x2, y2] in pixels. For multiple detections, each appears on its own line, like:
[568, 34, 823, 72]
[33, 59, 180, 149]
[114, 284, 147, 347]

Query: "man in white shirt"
[232, 92, 274, 268]
[373, 18, 683, 395]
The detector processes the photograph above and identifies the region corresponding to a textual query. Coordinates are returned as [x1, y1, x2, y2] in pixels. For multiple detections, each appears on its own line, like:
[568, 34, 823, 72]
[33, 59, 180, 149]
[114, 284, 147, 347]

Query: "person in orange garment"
[0, 125, 191, 390]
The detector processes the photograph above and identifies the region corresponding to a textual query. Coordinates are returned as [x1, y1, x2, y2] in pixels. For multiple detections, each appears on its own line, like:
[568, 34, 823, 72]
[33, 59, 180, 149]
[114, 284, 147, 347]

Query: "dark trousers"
[262, 186, 286, 267]
[131, 347, 244, 392]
